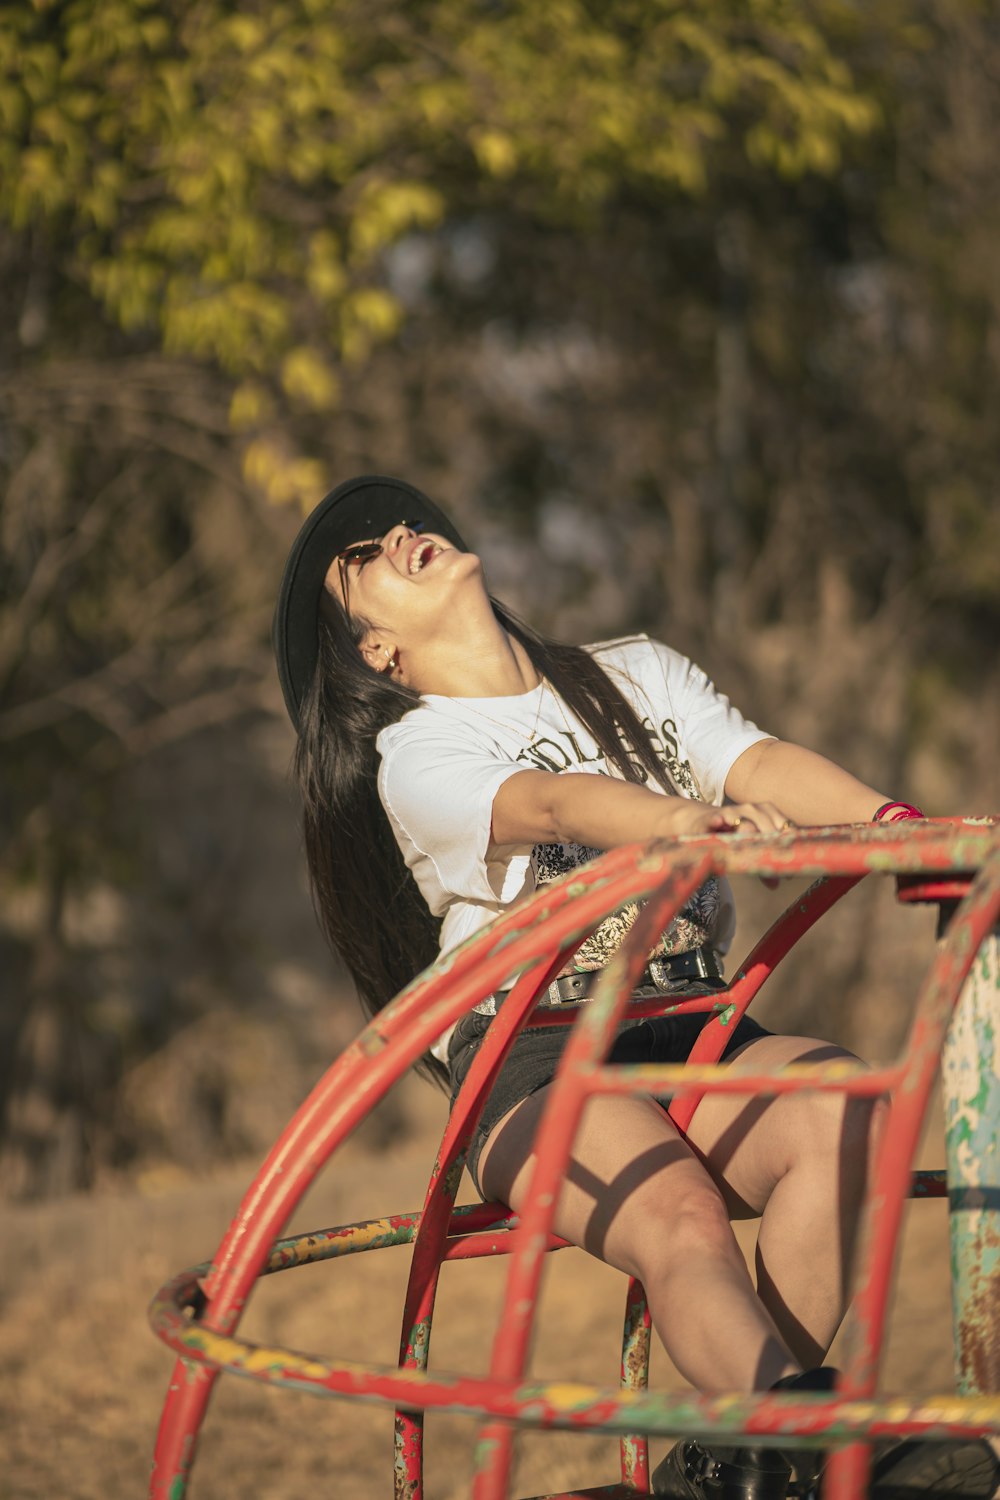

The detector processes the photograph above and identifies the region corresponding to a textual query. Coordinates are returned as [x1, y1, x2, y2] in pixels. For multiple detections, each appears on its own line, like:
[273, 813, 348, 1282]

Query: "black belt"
[543, 944, 722, 1006]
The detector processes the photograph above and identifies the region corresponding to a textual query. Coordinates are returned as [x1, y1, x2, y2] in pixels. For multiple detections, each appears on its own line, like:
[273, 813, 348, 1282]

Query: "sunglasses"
[335, 520, 424, 611]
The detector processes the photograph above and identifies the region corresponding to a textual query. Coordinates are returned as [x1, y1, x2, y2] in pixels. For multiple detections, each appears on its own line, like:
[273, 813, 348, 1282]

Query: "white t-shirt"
[376, 635, 771, 1055]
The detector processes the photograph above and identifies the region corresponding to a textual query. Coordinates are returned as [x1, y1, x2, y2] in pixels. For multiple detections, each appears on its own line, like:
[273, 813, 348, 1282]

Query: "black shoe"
[773, 1377, 999, 1497]
[651, 1438, 792, 1499]
[770, 1367, 837, 1497]
[652, 1370, 836, 1500]
[652, 1370, 999, 1500]
[868, 1437, 999, 1498]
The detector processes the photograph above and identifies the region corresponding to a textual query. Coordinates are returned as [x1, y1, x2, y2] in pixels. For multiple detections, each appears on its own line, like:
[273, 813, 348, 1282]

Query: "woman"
[273, 474, 996, 1500]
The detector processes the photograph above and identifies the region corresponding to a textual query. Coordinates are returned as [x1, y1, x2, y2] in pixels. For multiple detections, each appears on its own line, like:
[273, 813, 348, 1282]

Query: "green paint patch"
[471, 1433, 504, 1466]
[969, 1071, 992, 1116]
[406, 1317, 433, 1366]
[716, 1003, 737, 1027]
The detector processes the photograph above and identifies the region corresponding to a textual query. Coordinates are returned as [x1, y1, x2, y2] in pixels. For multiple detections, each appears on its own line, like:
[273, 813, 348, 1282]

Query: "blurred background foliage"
[1, 0, 998, 1196]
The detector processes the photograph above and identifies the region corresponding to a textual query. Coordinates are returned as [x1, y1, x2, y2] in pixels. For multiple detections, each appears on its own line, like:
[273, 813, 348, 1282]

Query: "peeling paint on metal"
[943, 925, 1000, 1394]
[404, 1317, 432, 1369]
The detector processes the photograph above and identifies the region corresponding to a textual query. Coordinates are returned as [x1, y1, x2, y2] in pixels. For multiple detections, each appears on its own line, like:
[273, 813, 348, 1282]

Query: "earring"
[384, 648, 399, 674]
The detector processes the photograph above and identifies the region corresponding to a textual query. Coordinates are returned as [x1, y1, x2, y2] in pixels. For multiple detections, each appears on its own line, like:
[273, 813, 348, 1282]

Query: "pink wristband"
[873, 801, 924, 822]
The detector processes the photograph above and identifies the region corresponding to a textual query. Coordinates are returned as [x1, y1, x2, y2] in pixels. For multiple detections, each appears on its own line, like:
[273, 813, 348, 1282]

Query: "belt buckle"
[647, 957, 672, 990]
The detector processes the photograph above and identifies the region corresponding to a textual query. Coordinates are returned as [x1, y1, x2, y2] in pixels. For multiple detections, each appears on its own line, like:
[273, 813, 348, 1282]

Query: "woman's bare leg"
[683, 1034, 884, 1370]
[477, 1032, 882, 1388]
[478, 1090, 801, 1391]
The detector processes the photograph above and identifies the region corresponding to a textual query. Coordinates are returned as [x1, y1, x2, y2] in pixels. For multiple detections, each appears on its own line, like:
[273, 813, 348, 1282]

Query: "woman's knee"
[618, 1178, 736, 1283]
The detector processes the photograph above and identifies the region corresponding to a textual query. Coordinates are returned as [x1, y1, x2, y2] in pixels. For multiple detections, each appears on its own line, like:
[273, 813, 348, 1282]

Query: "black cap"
[272, 474, 468, 728]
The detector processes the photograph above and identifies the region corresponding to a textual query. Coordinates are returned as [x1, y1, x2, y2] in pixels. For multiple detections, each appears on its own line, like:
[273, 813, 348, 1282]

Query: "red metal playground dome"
[149, 819, 1000, 1499]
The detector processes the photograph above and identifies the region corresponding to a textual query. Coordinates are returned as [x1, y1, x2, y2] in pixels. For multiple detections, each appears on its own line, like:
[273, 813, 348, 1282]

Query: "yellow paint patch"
[240, 1345, 329, 1380]
[542, 1381, 635, 1412]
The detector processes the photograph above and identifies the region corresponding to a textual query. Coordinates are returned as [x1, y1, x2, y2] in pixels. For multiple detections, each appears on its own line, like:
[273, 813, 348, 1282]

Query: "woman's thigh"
[681, 1033, 881, 1219]
[478, 1088, 734, 1277]
[476, 1032, 878, 1264]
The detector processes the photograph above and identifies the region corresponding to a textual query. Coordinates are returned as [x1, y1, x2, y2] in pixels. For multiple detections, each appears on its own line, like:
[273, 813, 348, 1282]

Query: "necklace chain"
[454, 675, 551, 747]
[545, 682, 579, 743]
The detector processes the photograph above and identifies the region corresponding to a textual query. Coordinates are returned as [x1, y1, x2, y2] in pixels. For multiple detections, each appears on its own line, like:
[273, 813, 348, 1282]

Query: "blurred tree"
[0, 0, 878, 502]
[0, 341, 285, 1192]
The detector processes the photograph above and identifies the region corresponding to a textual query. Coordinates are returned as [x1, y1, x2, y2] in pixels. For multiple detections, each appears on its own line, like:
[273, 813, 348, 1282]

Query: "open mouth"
[408, 540, 438, 575]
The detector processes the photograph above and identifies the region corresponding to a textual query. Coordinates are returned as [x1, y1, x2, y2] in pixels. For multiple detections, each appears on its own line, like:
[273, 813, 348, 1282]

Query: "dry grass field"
[0, 1069, 959, 1500]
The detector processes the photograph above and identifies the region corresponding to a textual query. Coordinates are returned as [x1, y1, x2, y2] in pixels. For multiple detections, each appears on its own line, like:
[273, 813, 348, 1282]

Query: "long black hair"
[294, 591, 674, 1088]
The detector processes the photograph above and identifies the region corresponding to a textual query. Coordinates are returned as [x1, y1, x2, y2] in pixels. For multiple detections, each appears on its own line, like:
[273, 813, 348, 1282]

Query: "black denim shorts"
[447, 981, 771, 1198]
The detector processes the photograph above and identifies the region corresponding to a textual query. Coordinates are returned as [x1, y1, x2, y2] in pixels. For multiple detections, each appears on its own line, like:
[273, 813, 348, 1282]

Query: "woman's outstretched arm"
[490, 769, 786, 850]
[491, 740, 892, 851]
[724, 738, 890, 825]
